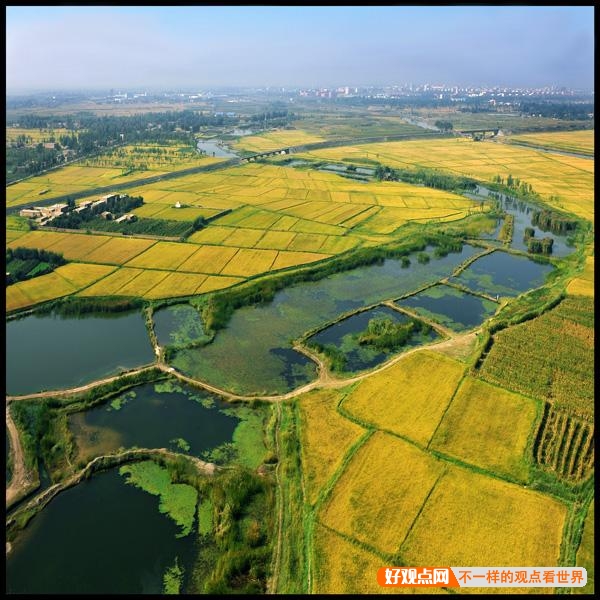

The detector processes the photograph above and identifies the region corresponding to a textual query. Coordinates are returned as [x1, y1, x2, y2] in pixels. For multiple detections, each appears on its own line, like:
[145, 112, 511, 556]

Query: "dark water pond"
[153, 304, 208, 347]
[6, 467, 196, 594]
[6, 311, 154, 396]
[450, 251, 554, 297]
[307, 305, 439, 373]
[398, 284, 498, 331]
[69, 381, 238, 461]
[171, 244, 479, 394]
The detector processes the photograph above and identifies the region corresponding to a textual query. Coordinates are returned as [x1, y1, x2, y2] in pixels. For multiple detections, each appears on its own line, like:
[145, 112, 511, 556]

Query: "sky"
[6, 5, 595, 92]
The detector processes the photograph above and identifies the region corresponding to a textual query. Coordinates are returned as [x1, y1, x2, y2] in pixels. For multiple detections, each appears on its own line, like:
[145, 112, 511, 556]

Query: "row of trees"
[524, 227, 554, 255]
[6, 247, 67, 286]
[374, 164, 478, 192]
[531, 209, 578, 235]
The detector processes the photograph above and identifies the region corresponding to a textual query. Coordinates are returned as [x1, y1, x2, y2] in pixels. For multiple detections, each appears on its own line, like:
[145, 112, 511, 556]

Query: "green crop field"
[479, 296, 594, 419]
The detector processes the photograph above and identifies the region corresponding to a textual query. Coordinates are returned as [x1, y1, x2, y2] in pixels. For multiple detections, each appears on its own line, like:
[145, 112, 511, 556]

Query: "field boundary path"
[5, 406, 36, 507]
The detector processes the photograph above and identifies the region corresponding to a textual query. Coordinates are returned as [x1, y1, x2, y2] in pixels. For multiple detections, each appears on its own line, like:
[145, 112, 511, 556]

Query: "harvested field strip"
[342, 351, 465, 447]
[532, 403, 594, 482]
[400, 466, 567, 567]
[319, 431, 446, 556]
[125, 241, 198, 270]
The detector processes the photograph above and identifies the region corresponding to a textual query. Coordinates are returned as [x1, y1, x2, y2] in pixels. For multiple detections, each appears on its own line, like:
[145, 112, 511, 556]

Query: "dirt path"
[5, 365, 156, 402]
[6, 405, 34, 507]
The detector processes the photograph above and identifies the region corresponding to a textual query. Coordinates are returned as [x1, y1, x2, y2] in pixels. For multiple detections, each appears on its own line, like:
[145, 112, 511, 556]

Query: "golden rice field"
[320, 432, 446, 555]
[295, 137, 594, 222]
[110, 162, 480, 237]
[507, 130, 594, 156]
[7, 230, 155, 265]
[6, 149, 223, 209]
[400, 466, 567, 568]
[567, 255, 594, 297]
[297, 389, 365, 506]
[6, 263, 116, 312]
[231, 129, 325, 153]
[430, 377, 538, 481]
[312, 523, 423, 595]
[342, 351, 466, 446]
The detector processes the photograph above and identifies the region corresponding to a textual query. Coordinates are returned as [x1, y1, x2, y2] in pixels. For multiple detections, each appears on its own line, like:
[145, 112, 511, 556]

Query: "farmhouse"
[114, 213, 136, 223]
[91, 198, 107, 210]
[19, 203, 67, 220]
[19, 208, 43, 218]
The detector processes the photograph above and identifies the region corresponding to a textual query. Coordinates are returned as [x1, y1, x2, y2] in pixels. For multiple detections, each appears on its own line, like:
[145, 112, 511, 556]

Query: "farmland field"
[567, 255, 594, 297]
[342, 351, 465, 446]
[6, 143, 224, 208]
[319, 432, 446, 555]
[400, 466, 567, 567]
[297, 389, 365, 506]
[507, 130, 594, 156]
[312, 523, 409, 595]
[6, 263, 116, 311]
[232, 129, 325, 152]
[5, 101, 595, 597]
[295, 137, 594, 221]
[479, 296, 594, 418]
[430, 377, 538, 481]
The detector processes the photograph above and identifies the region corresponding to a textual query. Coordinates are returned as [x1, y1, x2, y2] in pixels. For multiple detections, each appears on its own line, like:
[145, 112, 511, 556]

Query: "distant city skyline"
[6, 5, 594, 92]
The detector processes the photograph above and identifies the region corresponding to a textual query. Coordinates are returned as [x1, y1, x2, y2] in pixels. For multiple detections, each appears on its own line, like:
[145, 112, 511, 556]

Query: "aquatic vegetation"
[119, 461, 198, 537]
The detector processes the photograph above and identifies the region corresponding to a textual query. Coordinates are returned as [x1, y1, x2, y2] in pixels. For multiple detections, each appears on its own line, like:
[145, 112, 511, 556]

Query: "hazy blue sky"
[6, 5, 594, 92]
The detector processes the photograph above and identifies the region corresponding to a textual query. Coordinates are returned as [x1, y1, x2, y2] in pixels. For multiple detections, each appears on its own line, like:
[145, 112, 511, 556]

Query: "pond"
[153, 304, 208, 347]
[196, 139, 237, 158]
[397, 284, 499, 331]
[450, 250, 555, 297]
[306, 305, 439, 374]
[171, 244, 480, 395]
[6, 467, 197, 594]
[470, 186, 574, 257]
[6, 311, 154, 396]
[69, 381, 239, 462]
